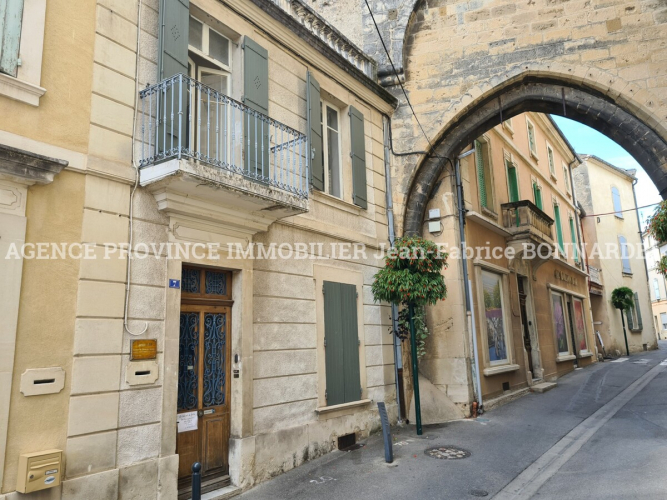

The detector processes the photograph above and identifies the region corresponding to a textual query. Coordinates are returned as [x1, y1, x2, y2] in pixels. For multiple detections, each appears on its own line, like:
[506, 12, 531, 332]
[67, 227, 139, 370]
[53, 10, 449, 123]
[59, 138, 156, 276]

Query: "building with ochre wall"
[574, 156, 657, 355]
[643, 233, 667, 340]
[0, 0, 399, 498]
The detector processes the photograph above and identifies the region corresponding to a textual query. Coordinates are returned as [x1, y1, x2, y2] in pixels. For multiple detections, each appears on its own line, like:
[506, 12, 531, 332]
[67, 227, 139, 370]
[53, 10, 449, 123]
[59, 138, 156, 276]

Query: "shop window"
[571, 297, 588, 353]
[481, 270, 509, 365]
[551, 292, 571, 357]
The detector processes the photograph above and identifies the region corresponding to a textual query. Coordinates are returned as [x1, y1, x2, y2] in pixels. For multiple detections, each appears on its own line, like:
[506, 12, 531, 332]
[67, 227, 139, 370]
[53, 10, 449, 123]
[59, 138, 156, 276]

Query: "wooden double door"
[177, 267, 232, 491]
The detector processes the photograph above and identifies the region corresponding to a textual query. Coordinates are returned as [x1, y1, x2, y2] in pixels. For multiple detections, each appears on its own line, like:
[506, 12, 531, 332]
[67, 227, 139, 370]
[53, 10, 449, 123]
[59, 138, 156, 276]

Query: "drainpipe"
[569, 157, 585, 271]
[383, 116, 403, 423]
[455, 149, 483, 412]
[632, 178, 650, 282]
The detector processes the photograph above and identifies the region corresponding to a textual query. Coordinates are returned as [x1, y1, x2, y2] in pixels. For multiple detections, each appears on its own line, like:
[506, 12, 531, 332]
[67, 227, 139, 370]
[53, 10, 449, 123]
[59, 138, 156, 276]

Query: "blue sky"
[552, 115, 662, 231]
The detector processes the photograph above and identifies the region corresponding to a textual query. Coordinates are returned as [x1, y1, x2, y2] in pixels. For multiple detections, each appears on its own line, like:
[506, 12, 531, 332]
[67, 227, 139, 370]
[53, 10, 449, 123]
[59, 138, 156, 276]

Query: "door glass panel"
[205, 270, 228, 295]
[182, 268, 201, 294]
[203, 313, 226, 407]
[178, 313, 200, 411]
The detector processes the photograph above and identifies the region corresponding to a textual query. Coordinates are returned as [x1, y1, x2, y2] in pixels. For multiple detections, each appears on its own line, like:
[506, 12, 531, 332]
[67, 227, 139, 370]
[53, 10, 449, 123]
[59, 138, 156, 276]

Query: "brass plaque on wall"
[130, 339, 158, 360]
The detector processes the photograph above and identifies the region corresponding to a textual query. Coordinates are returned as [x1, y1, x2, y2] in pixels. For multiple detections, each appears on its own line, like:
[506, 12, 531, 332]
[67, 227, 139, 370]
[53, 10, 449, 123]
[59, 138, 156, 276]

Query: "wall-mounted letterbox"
[16, 450, 62, 493]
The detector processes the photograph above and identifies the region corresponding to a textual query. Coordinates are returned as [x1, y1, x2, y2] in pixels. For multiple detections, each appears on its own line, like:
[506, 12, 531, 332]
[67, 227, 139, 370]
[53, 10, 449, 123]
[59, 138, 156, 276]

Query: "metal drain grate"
[424, 445, 471, 459]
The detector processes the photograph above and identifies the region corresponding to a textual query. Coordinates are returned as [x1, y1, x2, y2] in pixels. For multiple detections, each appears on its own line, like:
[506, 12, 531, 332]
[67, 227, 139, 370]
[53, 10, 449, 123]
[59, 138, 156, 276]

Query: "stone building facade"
[574, 156, 658, 355]
[0, 0, 398, 498]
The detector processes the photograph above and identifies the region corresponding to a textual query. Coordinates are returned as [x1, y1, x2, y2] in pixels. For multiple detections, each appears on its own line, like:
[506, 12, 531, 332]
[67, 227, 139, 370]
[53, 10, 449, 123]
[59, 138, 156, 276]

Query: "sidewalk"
[239, 343, 667, 500]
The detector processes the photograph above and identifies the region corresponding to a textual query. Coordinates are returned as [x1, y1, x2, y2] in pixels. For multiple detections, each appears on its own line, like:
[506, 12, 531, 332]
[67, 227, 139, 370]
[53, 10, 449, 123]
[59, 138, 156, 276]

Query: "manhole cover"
[424, 445, 471, 459]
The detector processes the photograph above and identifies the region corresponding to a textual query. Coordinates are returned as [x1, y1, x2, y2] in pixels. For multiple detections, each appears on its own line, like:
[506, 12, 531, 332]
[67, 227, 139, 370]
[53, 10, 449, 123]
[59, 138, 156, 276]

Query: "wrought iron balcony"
[139, 74, 308, 200]
[500, 200, 554, 245]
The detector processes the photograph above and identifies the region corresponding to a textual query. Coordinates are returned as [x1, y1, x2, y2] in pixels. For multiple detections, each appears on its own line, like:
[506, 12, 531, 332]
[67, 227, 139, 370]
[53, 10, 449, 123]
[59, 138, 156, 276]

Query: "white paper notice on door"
[177, 411, 198, 433]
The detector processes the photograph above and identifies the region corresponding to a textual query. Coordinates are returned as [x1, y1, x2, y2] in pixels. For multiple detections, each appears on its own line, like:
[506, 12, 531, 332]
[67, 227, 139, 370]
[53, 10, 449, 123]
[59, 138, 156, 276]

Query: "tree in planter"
[371, 235, 448, 435]
[646, 201, 667, 276]
[611, 286, 634, 357]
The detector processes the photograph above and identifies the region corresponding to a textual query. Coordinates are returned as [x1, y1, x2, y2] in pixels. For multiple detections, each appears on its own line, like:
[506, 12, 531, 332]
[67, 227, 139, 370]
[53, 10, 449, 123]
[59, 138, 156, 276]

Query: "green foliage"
[611, 287, 634, 311]
[393, 306, 429, 358]
[657, 255, 667, 278]
[371, 235, 448, 307]
[646, 200, 667, 245]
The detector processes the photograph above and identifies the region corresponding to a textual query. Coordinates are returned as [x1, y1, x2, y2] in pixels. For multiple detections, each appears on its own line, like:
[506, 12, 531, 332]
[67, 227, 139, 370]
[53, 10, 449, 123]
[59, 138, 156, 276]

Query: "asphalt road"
[239, 341, 667, 500]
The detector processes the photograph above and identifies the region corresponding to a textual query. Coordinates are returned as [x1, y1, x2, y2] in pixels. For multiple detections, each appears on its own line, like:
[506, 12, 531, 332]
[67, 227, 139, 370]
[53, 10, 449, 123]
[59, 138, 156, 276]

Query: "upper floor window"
[189, 17, 231, 71]
[502, 117, 514, 134]
[569, 215, 579, 263]
[546, 143, 556, 177]
[474, 138, 494, 212]
[0, 0, 24, 77]
[654, 278, 661, 301]
[563, 163, 571, 193]
[619, 235, 631, 274]
[532, 181, 543, 210]
[626, 292, 643, 331]
[526, 119, 537, 158]
[321, 100, 342, 198]
[553, 202, 565, 255]
[612, 186, 623, 218]
[506, 158, 519, 203]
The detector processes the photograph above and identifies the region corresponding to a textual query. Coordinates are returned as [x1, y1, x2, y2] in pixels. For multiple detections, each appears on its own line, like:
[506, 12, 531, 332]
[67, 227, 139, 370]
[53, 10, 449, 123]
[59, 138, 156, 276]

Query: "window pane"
[326, 106, 338, 131]
[327, 127, 340, 197]
[548, 147, 555, 173]
[612, 187, 623, 218]
[661, 312, 667, 329]
[209, 29, 230, 66]
[190, 17, 203, 51]
[482, 271, 508, 364]
[552, 293, 569, 354]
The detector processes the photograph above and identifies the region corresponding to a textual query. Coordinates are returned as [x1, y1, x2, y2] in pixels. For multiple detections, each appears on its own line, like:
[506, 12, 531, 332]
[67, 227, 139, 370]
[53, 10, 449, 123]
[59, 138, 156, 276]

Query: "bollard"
[192, 462, 202, 500]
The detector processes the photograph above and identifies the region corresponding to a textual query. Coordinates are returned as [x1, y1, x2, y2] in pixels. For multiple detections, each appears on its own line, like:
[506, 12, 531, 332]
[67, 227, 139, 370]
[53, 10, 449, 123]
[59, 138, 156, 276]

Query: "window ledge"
[577, 351, 594, 359]
[556, 354, 576, 362]
[483, 364, 520, 376]
[630, 328, 643, 333]
[530, 151, 539, 161]
[312, 189, 360, 215]
[0, 72, 46, 106]
[622, 272, 633, 277]
[481, 206, 498, 220]
[315, 399, 371, 414]
[550, 173, 557, 181]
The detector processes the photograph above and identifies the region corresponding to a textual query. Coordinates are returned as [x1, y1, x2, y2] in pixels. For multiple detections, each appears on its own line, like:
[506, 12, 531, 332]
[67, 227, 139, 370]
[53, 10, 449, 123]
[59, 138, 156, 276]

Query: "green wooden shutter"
[323, 281, 361, 405]
[507, 163, 519, 202]
[554, 205, 564, 254]
[569, 217, 579, 263]
[0, 0, 24, 77]
[243, 36, 269, 178]
[634, 292, 643, 330]
[349, 106, 368, 209]
[533, 183, 543, 210]
[307, 71, 324, 191]
[475, 140, 487, 208]
[158, 0, 189, 79]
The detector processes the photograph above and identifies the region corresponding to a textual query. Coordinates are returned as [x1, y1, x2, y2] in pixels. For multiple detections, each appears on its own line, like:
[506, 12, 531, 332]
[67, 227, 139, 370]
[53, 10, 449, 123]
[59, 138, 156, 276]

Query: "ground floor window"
[661, 312, 667, 330]
[572, 297, 589, 353]
[551, 292, 571, 356]
[323, 281, 361, 405]
[481, 270, 509, 365]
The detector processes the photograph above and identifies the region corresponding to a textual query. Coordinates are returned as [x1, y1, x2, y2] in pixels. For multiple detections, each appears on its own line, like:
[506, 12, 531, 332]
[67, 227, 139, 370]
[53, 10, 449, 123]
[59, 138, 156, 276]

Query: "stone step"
[530, 382, 557, 394]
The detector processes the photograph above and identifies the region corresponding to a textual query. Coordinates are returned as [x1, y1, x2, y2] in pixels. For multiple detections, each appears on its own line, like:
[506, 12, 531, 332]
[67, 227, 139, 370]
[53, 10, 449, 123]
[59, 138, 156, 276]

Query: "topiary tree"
[611, 286, 634, 356]
[372, 235, 448, 435]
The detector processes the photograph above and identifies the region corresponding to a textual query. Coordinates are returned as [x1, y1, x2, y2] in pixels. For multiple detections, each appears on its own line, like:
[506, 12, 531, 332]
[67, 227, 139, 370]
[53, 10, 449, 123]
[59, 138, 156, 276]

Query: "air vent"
[502, 382, 510, 392]
[337, 433, 356, 451]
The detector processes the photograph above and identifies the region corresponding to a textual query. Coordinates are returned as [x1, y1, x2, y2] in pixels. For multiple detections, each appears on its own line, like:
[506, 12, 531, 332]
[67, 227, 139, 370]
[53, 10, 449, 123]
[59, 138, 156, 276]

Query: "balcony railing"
[500, 200, 554, 241]
[139, 74, 308, 199]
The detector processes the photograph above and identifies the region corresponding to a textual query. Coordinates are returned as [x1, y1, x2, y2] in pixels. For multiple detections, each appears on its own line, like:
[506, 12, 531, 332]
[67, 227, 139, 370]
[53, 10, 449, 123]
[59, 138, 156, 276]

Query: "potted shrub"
[611, 286, 634, 356]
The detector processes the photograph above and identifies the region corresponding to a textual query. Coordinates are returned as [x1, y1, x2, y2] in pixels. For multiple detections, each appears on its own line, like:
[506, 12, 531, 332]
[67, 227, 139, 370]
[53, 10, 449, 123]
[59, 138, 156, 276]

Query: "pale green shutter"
[307, 71, 324, 191]
[634, 292, 643, 330]
[349, 106, 368, 209]
[554, 205, 564, 253]
[533, 183, 542, 210]
[475, 140, 487, 208]
[0, 0, 24, 77]
[243, 37, 269, 178]
[323, 281, 361, 405]
[569, 217, 579, 263]
[158, 0, 189, 79]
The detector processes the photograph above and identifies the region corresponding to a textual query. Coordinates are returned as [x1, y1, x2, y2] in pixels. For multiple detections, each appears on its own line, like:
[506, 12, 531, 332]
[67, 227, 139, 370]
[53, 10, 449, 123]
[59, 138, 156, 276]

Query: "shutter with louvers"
[323, 281, 361, 405]
[307, 71, 324, 191]
[507, 163, 519, 202]
[475, 140, 487, 208]
[554, 205, 564, 253]
[349, 106, 368, 209]
[569, 218, 579, 262]
[158, 0, 189, 79]
[0, 0, 24, 77]
[634, 292, 643, 330]
[243, 37, 269, 178]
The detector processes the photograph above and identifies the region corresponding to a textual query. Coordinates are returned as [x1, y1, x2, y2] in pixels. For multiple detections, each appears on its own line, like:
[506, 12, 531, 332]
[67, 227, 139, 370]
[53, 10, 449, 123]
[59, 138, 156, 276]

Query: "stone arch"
[401, 69, 667, 236]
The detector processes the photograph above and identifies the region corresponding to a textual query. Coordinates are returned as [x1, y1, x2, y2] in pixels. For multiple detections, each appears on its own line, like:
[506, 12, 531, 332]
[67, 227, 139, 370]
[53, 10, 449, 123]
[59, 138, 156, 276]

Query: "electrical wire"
[582, 202, 660, 219]
[124, 0, 148, 337]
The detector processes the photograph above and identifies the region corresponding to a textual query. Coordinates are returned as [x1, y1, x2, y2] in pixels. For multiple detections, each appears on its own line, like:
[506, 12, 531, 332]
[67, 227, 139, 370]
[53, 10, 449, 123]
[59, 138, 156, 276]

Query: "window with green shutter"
[633, 292, 643, 330]
[323, 281, 361, 406]
[533, 182, 543, 210]
[506, 160, 519, 202]
[349, 106, 367, 209]
[569, 217, 579, 263]
[158, 0, 189, 79]
[554, 204, 564, 254]
[475, 140, 487, 208]
[474, 139, 493, 210]
[0, 0, 25, 77]
[307, 71, 324, 191]
[243, 36, 269, 178]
